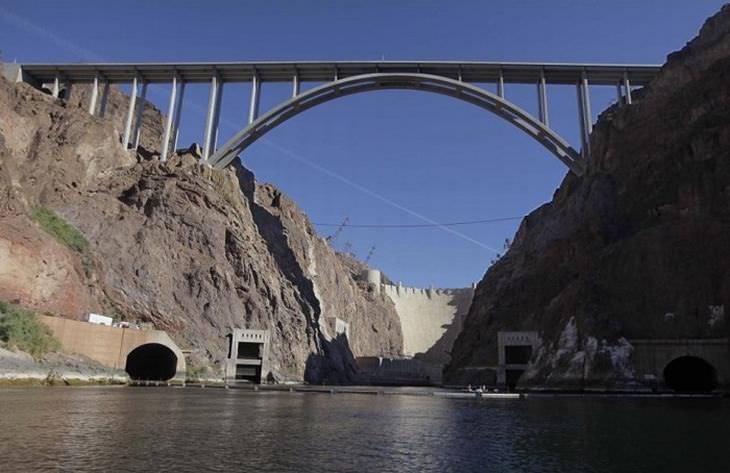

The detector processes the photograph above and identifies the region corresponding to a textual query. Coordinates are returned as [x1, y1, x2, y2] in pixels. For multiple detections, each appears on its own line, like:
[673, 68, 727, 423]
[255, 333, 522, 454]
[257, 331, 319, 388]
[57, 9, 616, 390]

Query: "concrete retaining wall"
[356, 356, 443, 385]
[631, 338, 730, 388]
[40, 315, 186, 379]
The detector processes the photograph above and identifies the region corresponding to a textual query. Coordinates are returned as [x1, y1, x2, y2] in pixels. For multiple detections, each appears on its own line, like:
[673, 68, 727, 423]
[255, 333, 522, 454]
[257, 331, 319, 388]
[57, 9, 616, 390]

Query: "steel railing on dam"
[11, 60, 662, 175]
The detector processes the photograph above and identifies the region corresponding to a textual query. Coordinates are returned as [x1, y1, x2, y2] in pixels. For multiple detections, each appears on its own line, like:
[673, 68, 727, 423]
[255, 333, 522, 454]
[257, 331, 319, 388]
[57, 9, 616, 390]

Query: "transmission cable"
[312, 216, 525, 228]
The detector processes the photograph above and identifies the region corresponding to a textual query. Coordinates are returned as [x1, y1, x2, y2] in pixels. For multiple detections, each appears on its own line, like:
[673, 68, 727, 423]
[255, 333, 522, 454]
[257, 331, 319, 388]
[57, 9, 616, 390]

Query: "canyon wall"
[445, 6, 730, 389]
[0, 73, 403, 383]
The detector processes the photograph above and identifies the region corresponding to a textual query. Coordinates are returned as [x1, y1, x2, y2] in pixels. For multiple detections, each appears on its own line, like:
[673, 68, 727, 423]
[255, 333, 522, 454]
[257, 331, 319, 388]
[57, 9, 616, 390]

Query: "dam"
[356, 270, 474, 384]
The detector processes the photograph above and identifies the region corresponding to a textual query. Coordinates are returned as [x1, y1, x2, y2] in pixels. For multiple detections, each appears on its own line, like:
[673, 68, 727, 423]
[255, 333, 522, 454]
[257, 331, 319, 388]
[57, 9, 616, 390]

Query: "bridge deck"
[19, 61, 661, 85]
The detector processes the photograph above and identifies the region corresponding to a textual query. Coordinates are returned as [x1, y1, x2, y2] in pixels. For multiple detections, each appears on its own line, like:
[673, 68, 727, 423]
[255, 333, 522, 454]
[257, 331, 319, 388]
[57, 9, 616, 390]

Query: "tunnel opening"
[663, 356, 718, 392]
[237, 342, 262, 359]
[235, 365, 262, 383]
[505, 369, 525, 390]
[505, 345, 532, 365]
[125, 343, 178, 381]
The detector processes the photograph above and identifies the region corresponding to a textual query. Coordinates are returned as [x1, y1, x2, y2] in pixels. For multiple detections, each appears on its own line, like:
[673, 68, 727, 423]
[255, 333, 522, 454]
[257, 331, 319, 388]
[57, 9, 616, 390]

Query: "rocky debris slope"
[0, 346, 126, 386]
[0, 74, 402, 383]
[446, 6, 730, 389]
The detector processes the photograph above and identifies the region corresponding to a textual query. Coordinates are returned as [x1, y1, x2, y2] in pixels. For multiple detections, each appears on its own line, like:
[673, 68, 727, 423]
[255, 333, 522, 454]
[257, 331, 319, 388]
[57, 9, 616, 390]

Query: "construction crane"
[325, 217, 349, 243]
[364, 246, 376, 264]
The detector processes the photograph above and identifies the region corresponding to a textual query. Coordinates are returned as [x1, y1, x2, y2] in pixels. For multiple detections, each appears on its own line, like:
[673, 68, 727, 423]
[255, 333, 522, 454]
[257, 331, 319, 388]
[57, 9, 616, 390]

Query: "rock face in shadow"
[0, 74, 402, 383]
[446, 6, 730, 389]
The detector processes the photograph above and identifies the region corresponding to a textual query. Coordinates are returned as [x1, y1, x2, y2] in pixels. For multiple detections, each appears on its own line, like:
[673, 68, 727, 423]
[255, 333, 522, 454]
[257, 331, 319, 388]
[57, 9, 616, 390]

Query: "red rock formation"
[0, 73, 402, 382]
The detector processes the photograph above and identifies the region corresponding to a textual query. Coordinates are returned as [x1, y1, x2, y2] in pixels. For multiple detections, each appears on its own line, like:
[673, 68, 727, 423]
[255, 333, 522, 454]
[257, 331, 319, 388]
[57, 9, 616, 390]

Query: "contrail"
[0, 6, 503, 254]
[257, 140, 501, 253]
[213, 114, 500, 253]
[0, 7, 105, 62]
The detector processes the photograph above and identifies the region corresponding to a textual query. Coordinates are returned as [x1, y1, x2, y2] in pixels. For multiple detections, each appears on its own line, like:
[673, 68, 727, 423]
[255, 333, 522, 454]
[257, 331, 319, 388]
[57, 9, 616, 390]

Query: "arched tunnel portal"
[125, 343, 179, 381]
[663, 356, 718, 392]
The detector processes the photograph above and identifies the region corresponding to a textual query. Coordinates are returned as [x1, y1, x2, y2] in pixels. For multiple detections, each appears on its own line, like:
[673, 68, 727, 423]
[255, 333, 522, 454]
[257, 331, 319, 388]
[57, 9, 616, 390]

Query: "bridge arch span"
[209, 72, 584, 175]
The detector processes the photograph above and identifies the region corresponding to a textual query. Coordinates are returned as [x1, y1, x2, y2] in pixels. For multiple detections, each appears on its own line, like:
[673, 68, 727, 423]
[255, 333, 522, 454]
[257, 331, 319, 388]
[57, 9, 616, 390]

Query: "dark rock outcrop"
[446, 6, 730, 389]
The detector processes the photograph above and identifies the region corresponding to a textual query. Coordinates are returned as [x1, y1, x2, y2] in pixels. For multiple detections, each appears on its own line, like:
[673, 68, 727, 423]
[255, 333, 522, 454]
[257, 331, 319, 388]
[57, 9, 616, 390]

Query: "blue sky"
[0, 0, 725, 288]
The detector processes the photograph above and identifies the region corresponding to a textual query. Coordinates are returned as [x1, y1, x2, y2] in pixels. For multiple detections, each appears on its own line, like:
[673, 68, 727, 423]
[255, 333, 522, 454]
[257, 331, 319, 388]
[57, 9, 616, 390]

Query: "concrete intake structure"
[225, 329, 271, 384]
[40, 315, 186, 381]
[497, 331, 540, 389]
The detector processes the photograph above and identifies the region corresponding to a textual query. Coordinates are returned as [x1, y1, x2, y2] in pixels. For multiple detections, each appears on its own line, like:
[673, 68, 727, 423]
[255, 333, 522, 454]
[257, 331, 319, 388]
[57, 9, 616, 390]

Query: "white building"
[86, 313, 113, 326]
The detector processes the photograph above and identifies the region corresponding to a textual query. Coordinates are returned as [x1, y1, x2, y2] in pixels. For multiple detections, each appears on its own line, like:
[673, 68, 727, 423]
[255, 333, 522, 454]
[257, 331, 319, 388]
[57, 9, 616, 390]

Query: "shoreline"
[70, 381, 730, 399]
[2, 377, 726, 399]
[0, 375, 128, 387]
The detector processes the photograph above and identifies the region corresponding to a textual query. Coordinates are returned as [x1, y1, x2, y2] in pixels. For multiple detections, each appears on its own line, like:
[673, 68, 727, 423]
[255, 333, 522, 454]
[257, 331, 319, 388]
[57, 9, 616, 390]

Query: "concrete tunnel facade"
[41, 315, 186, 381]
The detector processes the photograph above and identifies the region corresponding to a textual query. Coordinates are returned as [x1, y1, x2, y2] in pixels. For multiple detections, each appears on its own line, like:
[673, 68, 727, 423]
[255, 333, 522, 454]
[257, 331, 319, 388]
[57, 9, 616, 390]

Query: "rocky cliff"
[0, 72, 402, 383]
[446, 6, 730, 389]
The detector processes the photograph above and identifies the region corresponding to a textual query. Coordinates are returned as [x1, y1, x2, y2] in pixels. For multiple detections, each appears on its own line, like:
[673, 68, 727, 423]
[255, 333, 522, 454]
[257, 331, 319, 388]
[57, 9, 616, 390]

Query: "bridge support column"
[172, 81, 186, 152]
[212, 81, 224, 150]
[88, 74, 99, 115]
[537, 70, 549, 126]
[249, 73, 261, 124]
[497, 69, 505, 98]
[292, 72, 300, 98]
[161, 74, 179, 162]
[122, 76, 139, 149]
[616, 82, 624, 106]
[63, 78, 73, 101]
[98, 80, 110, 118]
[576, 85, 585, 155]
[623, 71, 632, 105]
[581, 72, 593, 135]
[52, 74, 60, 98]
[202, 71, 222, 162]
[576, 72, 592, 158]
[132, 81, 148, 150]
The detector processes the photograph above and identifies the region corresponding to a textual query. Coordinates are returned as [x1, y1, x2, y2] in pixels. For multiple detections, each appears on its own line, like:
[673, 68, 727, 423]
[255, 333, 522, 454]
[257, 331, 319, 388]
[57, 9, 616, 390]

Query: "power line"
[312, 216, 525, 228]
[325, 217, 349, 242]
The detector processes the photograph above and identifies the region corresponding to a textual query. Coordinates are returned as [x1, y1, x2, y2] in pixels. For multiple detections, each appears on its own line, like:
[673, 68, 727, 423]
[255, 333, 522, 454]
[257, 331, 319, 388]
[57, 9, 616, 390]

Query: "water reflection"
[0, 388, 728, 472]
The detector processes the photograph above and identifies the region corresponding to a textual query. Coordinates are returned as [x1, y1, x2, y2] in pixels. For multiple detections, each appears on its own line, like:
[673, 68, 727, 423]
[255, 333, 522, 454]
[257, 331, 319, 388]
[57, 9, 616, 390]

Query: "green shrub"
[0, 301, 60, 359]
[31, 207, 88, 253]
[186, 363, 209, 380]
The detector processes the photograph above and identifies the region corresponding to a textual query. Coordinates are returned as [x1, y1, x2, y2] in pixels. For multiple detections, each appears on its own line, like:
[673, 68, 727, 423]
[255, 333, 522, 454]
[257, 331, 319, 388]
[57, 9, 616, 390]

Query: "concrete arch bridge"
[11, 61, 661, 176]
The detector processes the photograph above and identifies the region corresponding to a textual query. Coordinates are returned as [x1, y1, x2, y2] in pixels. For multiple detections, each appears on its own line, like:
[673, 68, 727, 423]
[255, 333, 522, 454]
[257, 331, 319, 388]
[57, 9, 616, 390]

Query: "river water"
[1, 387, 729, 472]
